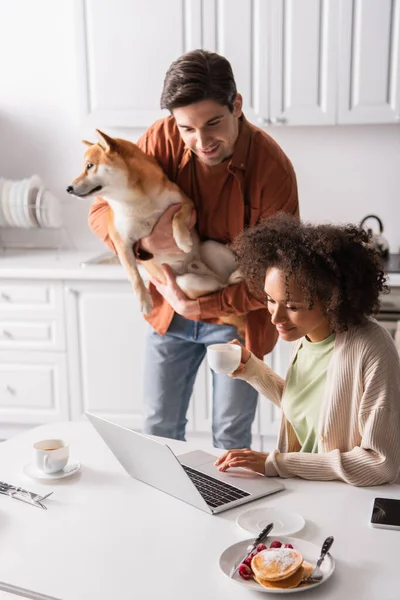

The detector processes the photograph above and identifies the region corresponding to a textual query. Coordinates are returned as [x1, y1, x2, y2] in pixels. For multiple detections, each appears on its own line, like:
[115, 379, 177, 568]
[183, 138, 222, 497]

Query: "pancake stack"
[251, 547, 314, 590]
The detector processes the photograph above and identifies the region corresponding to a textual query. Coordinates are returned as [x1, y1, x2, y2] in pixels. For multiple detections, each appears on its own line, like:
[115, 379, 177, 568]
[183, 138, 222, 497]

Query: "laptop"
[86, 413, 285, 515]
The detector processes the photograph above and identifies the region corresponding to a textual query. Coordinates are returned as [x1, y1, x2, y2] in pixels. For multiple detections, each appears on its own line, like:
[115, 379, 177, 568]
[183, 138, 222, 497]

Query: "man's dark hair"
[160, 49, 237, 112]
[231, 213, 389, 333]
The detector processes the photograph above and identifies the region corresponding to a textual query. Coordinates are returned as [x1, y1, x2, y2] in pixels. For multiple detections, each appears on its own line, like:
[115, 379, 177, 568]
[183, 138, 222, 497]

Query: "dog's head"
[66, 130, 133, 200]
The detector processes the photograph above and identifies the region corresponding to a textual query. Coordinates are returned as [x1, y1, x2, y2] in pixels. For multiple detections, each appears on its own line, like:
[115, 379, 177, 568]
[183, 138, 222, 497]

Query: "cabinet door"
[201, 0, 270, 127]
[338, 0, 400, 124]
[65, 281, 148, 428]
[76, 0, 203, 128]
[269, 0, 339, 125]
[0, 351, 69, 424]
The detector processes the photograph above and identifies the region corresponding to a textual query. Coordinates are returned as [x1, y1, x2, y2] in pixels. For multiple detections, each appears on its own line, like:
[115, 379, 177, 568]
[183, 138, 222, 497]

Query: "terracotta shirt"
[88, 114, 299, 358]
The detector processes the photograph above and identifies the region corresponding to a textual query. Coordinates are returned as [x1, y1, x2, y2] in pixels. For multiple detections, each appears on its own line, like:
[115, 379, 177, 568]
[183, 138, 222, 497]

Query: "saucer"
[236, 506, 305, 536]
[23, 462, 81, 481]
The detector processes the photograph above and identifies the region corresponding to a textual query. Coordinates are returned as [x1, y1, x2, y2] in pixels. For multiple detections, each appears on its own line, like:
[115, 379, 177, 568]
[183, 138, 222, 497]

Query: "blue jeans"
[142, 314, 258, 449]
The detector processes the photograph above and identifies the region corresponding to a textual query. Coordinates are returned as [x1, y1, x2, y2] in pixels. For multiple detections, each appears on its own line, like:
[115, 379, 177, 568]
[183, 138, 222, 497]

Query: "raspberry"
[284, 543, 294, 549]
[243, 556, 253, 568]
[269, 540, 282, 549]
[256, 543, 267, 552]
[238, 563, 253, 580]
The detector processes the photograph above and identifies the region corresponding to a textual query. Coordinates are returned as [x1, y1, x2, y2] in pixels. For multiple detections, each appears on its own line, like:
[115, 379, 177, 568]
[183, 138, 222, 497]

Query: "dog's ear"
[96, 129, 116, 153]
[82, 140, 94, 147]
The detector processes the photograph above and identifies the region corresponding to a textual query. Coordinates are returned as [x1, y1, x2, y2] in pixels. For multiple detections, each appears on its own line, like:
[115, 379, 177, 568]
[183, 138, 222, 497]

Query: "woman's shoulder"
[339, 318, 398, 359]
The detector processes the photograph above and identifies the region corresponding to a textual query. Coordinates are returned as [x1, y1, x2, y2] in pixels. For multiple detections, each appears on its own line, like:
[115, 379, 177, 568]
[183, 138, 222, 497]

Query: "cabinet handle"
[276, 116, 288, 124]
[1, 330, 12, 338]
[258, 117, 271, 126]
[66, 287, 78, 295]
[5, 385, 15, 395]
[1, 292, 11, 302]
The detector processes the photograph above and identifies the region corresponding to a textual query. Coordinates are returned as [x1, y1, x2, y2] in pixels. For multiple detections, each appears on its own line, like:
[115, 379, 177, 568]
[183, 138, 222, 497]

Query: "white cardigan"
[237, 319, 400, 486]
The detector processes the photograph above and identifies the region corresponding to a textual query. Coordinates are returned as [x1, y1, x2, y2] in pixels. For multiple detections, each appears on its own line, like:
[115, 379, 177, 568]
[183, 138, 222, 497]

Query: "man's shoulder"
[243, 116, 295, 177]
[145, 115, 182, 146]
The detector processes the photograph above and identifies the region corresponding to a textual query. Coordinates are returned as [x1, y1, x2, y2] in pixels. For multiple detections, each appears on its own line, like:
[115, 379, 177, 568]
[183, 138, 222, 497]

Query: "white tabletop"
[0, 422, 399, 600]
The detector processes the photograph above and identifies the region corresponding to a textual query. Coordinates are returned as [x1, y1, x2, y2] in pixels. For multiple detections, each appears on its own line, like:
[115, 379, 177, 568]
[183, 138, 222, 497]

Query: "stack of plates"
[0, 176, 62, 229]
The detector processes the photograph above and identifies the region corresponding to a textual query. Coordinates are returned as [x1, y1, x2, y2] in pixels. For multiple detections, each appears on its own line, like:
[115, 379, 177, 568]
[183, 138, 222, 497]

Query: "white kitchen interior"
[0, 0, 399, 452]
[1, 2, 400, 600]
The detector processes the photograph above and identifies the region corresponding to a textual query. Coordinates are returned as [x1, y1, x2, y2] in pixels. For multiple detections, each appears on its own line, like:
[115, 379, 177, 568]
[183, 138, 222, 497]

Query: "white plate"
[23, 462, 81, 481]
[219, 535, 335, 594]
[237, 507, 305, 536]
[40, 188, 62, 228]
[23, 175, 42, 228]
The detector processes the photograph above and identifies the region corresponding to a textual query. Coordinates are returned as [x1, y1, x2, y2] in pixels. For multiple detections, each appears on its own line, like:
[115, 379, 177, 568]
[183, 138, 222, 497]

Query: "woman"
[215, 214, 400, 486]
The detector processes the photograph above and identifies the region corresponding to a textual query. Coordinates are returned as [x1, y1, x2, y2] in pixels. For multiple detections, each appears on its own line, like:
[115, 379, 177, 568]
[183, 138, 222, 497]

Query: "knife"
[230, 521, 274, 578]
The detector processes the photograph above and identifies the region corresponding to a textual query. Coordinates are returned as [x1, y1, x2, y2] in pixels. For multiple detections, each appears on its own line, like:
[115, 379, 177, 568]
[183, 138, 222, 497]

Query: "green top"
[282, 333, 336, 453]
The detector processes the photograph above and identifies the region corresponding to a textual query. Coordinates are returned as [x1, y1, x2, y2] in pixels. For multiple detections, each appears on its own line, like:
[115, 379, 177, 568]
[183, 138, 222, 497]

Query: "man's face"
[172, 95, 242, 166]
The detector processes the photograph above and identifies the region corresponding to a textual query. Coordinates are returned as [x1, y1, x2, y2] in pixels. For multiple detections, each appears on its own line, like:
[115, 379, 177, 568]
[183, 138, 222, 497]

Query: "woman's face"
[264, 268, 332, 343]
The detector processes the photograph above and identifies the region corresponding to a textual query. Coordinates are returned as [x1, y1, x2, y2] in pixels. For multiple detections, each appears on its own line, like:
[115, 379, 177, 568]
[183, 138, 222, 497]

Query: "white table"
[0, 422, 399, 600]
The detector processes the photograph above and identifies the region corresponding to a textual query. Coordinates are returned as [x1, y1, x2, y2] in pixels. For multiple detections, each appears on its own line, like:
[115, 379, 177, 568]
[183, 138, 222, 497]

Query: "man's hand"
[214, 449, 269, 475]
[150, 264, 201, 318]
[140, 204, 196, 255]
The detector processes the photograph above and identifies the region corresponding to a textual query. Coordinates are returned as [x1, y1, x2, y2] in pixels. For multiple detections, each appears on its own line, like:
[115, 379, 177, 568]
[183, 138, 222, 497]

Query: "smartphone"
[370, 497, 400, 530]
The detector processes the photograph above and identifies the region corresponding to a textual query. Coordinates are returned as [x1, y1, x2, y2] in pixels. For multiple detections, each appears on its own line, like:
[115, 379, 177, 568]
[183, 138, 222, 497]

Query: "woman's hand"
[150, 264, 200, 318]
[214, 449, 268, 475]
[140, 204, 197, 255]
[228, 339, 251, 376]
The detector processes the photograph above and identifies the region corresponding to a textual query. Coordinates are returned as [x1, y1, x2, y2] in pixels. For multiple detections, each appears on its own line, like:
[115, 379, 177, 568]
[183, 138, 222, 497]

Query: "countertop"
[0, 421, 399, 600]
[0, 249, 400, 286]
[0, 249, 128, 281]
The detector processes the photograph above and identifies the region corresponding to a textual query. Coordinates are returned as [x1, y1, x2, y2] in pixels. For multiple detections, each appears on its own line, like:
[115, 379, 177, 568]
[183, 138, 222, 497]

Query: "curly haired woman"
[214, 214, 400, 486]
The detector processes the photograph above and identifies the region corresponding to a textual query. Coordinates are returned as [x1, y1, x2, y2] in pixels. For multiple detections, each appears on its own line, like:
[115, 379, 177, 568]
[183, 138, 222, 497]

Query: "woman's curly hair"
[231, 213, 388, 332]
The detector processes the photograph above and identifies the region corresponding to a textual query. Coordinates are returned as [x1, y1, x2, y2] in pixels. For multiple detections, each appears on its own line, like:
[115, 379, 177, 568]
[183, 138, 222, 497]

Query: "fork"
[302, 536, 334, 583]
[0, 481, 53, 508]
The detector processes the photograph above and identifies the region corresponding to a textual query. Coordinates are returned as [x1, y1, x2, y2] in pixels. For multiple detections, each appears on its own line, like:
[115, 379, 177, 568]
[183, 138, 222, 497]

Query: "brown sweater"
[88, 114, 299, 358]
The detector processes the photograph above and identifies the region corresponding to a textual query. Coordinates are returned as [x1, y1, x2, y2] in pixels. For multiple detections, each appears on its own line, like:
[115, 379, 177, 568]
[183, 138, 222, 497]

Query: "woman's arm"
[234, 353, 285, 408]
[264, 407, 400, 486]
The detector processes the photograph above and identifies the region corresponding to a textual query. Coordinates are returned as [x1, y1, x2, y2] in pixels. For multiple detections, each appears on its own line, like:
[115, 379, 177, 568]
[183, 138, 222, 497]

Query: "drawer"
[0, 281, 64, 318]
[0, 319, 65, 351]
[0, 351, 69, 422]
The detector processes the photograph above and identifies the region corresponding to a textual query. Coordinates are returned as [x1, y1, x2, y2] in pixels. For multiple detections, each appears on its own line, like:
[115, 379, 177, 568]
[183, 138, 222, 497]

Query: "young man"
[89, 50, 299, 449]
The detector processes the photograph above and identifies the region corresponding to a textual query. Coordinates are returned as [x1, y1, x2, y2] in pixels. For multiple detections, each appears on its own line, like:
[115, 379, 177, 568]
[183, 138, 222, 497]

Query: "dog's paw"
[139, 291, 153, 314]
[175, 234, 193, 254]
[228, 269, 243, 285]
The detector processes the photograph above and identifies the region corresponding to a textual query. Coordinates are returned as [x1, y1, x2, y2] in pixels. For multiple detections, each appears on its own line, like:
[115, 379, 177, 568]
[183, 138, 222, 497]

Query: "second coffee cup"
[206, 343, 242, 374]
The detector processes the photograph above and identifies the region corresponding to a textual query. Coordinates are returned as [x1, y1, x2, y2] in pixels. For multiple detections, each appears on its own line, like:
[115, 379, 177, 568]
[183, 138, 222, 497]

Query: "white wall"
[1, 0, 399, 253]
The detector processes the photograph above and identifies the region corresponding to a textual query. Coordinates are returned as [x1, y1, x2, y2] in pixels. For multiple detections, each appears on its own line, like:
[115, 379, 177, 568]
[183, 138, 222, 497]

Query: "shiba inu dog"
[67, 130, 243, 322]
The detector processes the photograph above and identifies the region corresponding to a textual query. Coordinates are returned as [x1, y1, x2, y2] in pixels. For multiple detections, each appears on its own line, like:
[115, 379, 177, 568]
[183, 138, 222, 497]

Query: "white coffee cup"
[33, 439, 69, 474]
[207, 343, 242, 374]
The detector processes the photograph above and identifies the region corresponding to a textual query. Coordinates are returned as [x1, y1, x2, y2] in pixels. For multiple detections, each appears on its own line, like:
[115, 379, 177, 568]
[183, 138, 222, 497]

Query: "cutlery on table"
[230, 522, 274, 578]
[302, 535, 334, 583]
[0, 481, 53, 509]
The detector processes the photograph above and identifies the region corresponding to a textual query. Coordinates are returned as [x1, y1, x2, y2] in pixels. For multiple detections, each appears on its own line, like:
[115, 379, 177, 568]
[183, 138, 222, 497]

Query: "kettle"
[360, 214, 389, 259]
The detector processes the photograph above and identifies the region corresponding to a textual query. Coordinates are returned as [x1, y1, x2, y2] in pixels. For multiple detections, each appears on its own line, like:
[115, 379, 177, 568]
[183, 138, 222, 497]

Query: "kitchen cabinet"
[268, 0, 339, 126]
[76, 0, 201, 128]
[64, 281, 148, 428]
[0, 280, 69, 434]
[76, 0, 400, 128]
[338, 0, 400, 124]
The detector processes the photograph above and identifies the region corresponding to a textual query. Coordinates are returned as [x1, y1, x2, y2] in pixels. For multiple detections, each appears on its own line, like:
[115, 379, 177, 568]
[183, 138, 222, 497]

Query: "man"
[89, 49, 299, 449]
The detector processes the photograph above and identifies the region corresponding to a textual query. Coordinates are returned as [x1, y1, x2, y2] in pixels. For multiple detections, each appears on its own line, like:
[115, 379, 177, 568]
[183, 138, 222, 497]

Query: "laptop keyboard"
[182, 465, 250, 508]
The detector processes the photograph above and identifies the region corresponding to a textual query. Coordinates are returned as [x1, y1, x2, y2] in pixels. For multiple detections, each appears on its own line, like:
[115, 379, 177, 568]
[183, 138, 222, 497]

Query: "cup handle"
[43, 455, 51, 474]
